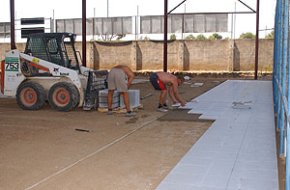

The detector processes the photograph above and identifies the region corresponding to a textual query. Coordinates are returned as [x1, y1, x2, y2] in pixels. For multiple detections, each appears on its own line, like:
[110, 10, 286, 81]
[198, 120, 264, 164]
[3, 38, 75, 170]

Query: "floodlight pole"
[10, 0, 16, 50]
[254, 0, 260, 80]
[163, 0, 168, 72]
[82, 0, 87, 67]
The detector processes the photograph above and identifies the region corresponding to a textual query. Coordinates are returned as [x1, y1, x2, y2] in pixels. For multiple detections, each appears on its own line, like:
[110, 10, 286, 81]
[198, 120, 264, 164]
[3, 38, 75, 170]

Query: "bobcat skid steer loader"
[1, 33, 107, 111]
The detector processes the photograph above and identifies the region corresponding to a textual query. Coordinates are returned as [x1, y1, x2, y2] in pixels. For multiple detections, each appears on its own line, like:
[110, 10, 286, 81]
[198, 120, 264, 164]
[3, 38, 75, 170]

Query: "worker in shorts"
[149, 72, 186, 112]
[107, 65, 136, 117]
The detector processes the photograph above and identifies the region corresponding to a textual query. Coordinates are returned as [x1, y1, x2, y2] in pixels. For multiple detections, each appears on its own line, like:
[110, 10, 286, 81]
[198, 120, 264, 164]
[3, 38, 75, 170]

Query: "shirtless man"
[149, 72, 186, 112]
[107, 65, 136, 116]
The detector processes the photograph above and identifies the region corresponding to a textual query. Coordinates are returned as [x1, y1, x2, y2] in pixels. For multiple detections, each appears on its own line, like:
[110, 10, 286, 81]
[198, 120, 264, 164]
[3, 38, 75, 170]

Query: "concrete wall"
[183, 40, 231, 71]
[0, 39, 273, 73]
[234, 39, 274, 72]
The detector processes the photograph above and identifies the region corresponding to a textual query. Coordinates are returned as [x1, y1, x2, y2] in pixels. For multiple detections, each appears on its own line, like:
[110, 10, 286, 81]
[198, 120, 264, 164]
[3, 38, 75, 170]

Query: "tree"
[185, 34, 195, 40]
[196, 34, 207, 40]
[170, 34, 176, 40]
[208, 33, 223, 40]
[100, 34, 126, 41]
[265, 31, 274, 39]
[239, 32, 255, 39]
[143, 36, 150, 40]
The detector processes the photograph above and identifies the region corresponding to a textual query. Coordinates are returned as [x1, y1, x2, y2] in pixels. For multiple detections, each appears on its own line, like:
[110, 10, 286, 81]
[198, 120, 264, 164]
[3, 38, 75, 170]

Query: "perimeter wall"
[0, 39, 273, 73]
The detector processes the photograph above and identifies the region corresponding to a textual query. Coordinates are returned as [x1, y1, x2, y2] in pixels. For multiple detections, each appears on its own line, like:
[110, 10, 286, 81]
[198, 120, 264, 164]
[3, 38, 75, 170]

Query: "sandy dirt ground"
[1, 75, 282, 190]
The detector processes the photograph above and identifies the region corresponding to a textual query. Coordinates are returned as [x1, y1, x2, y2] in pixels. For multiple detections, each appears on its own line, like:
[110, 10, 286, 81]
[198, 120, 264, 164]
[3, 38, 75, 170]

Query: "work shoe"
[171, 103, 181, 107]
[157, 107, 168, 112]
[162, 104, 169, 109]
[125, 111, 136, 117]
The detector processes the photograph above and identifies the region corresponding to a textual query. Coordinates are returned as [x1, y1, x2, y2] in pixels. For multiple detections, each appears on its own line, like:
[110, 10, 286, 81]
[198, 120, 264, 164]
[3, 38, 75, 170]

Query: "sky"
[0, 0, 277, 39]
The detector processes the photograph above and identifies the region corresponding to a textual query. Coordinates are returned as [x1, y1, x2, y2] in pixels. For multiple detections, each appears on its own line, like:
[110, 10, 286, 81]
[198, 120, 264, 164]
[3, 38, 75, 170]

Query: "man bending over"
[107, 65, 136, 117]
[149, 72, 186, 112]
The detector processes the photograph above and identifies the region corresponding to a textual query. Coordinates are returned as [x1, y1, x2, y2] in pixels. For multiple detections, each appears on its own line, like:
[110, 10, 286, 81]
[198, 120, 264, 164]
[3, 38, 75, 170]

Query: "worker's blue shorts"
[150, 73, 166, 91]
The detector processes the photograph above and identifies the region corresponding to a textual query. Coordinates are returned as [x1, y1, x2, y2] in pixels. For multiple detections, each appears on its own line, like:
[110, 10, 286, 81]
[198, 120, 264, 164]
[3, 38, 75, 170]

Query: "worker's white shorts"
[107, 68, 128, 92]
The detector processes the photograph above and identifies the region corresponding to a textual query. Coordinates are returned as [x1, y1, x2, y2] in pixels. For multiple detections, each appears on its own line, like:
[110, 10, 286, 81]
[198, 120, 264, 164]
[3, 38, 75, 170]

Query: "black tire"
[48, 82, 80, 112]
[16, 81, 46, 110]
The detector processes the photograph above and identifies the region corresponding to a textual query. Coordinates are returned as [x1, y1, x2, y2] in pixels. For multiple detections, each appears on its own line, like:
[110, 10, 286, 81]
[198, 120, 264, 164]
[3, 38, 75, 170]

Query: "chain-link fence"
[273, 0, 290, 189]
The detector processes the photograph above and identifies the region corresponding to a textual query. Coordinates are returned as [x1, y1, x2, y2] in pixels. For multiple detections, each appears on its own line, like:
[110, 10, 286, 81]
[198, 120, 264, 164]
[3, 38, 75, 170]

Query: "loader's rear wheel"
[48, 82, 79, 112]
[16, 82, 46, 110]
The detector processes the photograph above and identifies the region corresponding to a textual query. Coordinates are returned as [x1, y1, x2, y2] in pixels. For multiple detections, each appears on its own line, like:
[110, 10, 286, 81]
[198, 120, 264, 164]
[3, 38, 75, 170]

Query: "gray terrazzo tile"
[156, 80, 278, 190]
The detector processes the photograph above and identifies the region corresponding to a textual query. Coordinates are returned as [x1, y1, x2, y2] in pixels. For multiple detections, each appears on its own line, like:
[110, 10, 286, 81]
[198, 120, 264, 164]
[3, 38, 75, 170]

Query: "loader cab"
[24, 33, 81, 72]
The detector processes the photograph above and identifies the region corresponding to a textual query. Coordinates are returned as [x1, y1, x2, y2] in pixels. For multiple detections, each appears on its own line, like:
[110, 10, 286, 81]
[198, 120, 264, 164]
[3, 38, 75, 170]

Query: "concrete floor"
[0, 78, 222, 190]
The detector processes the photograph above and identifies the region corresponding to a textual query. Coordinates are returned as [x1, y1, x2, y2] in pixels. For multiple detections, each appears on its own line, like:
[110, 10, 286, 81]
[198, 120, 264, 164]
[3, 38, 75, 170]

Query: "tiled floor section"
[157, 80, 279, 190]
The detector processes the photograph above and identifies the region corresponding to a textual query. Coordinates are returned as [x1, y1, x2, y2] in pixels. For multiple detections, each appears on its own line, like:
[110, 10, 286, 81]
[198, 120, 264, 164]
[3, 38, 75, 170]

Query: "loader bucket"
[83, 70, 108, 111]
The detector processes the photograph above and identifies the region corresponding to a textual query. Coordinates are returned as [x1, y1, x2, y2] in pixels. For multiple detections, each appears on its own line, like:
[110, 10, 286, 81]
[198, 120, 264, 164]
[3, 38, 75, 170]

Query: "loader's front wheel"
[48, 82, 79, 112]
[16, 82, 46, 110]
